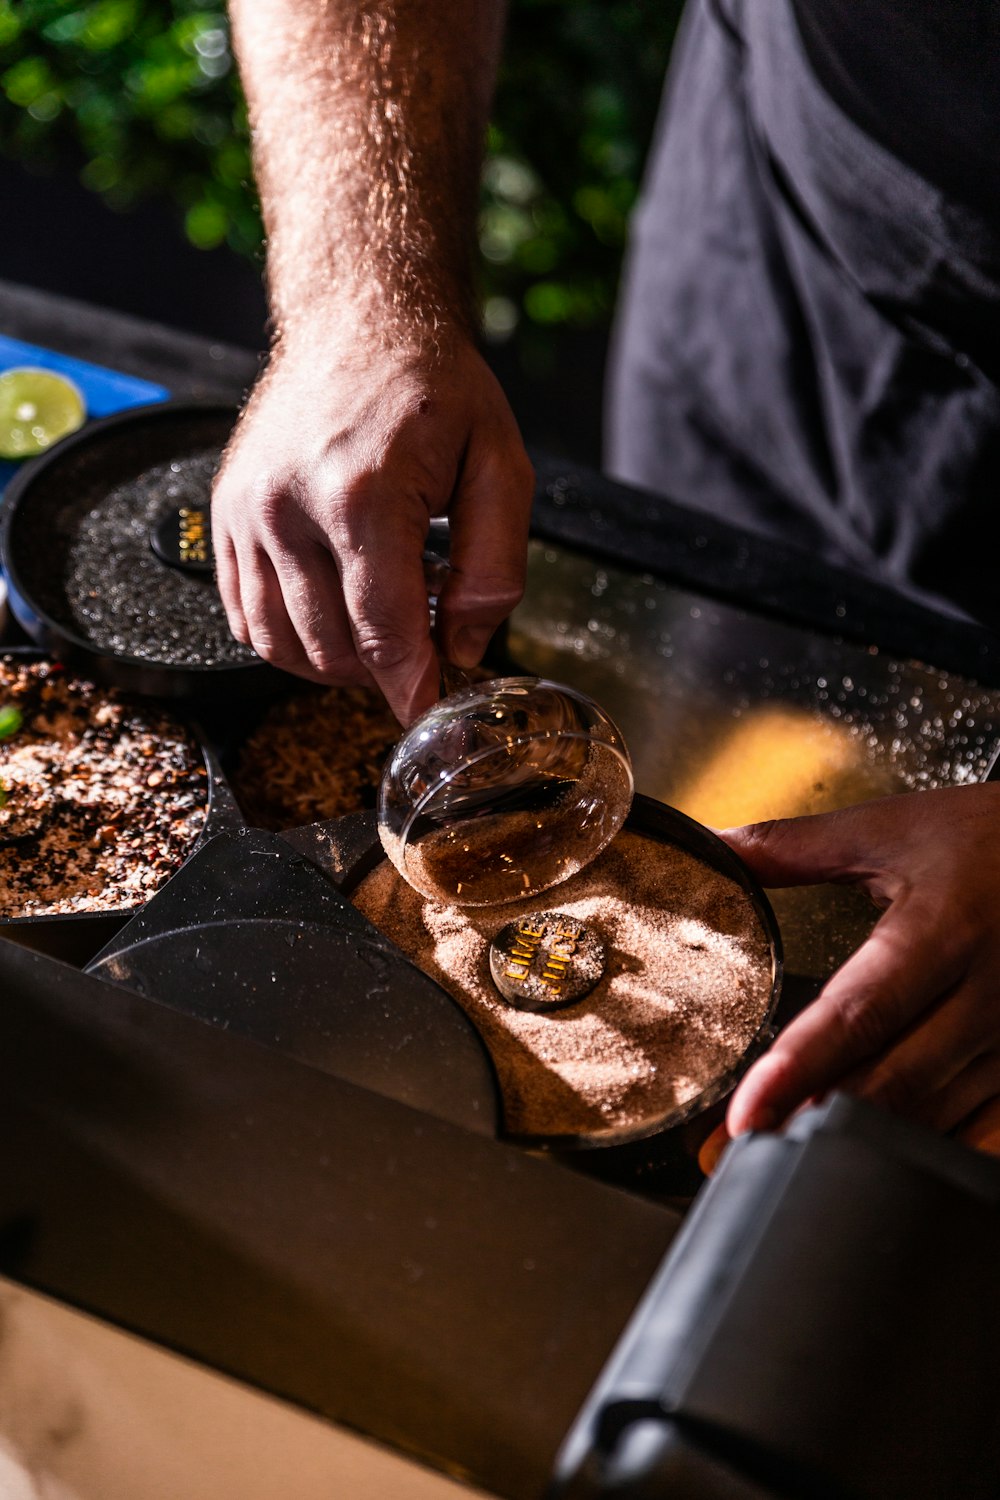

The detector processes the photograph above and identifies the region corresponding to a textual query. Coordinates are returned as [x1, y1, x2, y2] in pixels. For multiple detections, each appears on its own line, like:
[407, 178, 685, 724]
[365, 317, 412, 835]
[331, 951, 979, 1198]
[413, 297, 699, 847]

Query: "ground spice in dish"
[232, 684, 400, 830]
[0, 657, 208, 918]
[352, 829, 774, 1142]
[56, 450, 255, 668]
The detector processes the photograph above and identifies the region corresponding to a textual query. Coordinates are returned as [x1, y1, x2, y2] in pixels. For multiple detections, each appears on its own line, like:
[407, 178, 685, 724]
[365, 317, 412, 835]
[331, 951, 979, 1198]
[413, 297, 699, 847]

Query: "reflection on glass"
[377, 677, 633, 907]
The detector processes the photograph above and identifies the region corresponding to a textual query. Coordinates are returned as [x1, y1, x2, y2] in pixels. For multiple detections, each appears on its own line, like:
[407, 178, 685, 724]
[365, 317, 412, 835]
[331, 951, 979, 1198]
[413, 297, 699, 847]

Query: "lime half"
[0, 367, 86, 460]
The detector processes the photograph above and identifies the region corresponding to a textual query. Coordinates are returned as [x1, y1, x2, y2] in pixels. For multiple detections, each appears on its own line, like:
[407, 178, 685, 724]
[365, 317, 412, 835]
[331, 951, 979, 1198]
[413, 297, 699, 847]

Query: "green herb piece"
[0, 703, 22, 809]
[0, 705, 22, 739]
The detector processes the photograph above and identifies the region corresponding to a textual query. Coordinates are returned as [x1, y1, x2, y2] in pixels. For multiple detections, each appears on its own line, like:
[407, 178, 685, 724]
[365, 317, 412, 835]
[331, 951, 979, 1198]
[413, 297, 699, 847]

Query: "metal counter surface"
[510, 538, 1000, 989]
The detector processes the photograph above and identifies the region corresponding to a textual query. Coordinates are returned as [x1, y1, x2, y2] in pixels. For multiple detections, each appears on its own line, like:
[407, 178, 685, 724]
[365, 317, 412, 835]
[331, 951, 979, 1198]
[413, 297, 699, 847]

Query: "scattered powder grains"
[57, 451, 254, 668]
[352, 830, 774, 1142]
[233, 666, 501, 834]
[232, 684, 400, 830]
[0, 657, 208, 919]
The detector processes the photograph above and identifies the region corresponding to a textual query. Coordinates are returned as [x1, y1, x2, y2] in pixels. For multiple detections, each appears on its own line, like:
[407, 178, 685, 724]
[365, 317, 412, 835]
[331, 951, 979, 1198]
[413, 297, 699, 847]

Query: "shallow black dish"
[290, 793, 783, 1189]
[0, 647, 244, 965]
[0, 400, 281, 700]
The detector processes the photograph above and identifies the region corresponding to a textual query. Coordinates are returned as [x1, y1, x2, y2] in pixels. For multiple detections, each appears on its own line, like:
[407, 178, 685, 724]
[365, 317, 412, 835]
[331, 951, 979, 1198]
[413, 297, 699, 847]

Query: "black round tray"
[0, 647, 244, 965]
[306, 792, 783, 1172]
[0, 399, 282, 701]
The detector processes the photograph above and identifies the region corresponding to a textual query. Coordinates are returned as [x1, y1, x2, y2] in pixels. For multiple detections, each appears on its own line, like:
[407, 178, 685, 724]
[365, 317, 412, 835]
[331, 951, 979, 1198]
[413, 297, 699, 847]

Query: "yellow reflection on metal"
[669, 704, 898, 831]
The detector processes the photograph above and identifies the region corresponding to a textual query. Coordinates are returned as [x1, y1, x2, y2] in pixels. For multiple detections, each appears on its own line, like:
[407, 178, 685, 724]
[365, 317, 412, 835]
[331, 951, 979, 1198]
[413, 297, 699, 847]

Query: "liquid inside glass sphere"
[377, 677, 634, 906]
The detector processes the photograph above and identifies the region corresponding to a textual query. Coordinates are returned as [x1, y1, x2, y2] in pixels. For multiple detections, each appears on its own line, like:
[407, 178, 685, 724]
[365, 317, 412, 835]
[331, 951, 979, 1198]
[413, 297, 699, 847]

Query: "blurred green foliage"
[0, 0, 682, 342]
[0, 1, 258, 256]
[482, 1, 681, 342]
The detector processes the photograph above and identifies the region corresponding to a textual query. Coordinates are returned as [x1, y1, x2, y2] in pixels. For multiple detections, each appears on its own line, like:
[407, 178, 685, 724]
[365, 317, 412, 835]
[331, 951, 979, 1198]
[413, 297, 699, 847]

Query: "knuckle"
[449, 561, 527, 612]
[353, 631, 413, 675]
[251, 642, 300, 671]
[307, 647, 365, 682]
[454, 573, 524, 619]
[333, 470, 380, 513]
[403, 442, 450, 494]
[500, 578, 526, 613]
[220, 469, 308, 541]
[250, 474, 292, 534]
[833, 983, 894, 1056]
[489, 570, 527, 613]
[736, 819, 783, 855]
[325, 473, 395, 547]
[243, 618, 294, 665]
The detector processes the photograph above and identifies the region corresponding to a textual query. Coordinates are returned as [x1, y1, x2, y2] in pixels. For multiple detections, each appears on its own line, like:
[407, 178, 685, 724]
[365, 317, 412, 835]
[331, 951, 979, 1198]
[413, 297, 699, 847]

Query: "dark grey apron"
[606, 0, 1000, 625]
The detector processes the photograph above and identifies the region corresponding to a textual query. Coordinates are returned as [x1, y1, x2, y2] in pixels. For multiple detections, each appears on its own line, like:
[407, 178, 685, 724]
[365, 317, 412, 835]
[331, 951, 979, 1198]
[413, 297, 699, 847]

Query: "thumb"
[436, 431, 534, 670]
[718, 802, 893, 888]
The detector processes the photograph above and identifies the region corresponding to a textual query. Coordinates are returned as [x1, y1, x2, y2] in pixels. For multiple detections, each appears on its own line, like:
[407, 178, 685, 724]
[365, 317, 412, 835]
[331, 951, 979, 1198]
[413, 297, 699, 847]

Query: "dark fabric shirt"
[791, 0, 1000, 220]
[606, 0, 1000, 627]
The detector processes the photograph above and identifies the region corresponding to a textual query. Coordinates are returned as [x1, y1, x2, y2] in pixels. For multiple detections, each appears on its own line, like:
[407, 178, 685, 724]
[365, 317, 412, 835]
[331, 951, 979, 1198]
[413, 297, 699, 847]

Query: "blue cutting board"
[0, 334, 169, 499]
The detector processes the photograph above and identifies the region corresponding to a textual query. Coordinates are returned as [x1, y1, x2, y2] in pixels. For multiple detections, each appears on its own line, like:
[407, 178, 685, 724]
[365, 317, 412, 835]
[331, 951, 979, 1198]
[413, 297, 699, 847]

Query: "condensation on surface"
[509, 542, 1000, 983]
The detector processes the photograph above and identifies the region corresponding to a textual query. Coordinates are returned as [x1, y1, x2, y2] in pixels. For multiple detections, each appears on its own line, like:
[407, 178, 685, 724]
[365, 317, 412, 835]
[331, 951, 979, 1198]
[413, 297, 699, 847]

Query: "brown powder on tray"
[353, 829, 774, 1141]
[0, 656, 208, 919]
[232, 684, 399, 830]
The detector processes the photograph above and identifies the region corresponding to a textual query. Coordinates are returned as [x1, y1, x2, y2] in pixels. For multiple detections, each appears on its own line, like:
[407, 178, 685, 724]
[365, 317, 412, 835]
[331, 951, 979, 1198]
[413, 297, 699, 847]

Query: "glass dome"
[377, 676, 633, 906]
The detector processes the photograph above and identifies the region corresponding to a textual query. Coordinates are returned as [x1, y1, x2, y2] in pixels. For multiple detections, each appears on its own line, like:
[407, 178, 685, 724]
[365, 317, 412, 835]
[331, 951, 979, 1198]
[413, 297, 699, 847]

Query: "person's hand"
[211, 333, 534, 724]
[721, 784, 1000, 1152]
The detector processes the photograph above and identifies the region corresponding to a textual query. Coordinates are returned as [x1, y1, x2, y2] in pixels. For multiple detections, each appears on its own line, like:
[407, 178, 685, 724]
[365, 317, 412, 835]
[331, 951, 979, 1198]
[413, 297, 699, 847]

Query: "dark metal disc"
[150, 504, 215, 573]
[489, 910, 606, 1012]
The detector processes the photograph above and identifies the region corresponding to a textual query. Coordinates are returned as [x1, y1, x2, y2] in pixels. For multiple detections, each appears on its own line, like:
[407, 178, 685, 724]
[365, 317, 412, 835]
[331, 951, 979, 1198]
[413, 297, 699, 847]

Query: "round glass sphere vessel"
[377, 677, 634, 906]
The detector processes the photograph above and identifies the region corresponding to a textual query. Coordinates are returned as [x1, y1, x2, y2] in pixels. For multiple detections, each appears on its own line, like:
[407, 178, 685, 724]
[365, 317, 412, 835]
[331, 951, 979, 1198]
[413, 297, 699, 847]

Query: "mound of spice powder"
[232, 683, 400, 830]
[57, 451, 255, 668]
[352, 829, 775, 1143]
[0, 656, 208, 918]
[233, 664, 502, 832]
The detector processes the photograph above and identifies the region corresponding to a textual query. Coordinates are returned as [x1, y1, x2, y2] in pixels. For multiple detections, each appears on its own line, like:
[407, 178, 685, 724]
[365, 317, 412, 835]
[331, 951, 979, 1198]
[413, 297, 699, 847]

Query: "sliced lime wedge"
[0, 367, 86, 460]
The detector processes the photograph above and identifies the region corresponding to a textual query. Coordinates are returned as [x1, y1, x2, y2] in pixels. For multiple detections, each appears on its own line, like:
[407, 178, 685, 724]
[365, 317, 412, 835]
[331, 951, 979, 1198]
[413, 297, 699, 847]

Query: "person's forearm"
[228, 0, 506, 353]
[216, 0, 532, 724]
